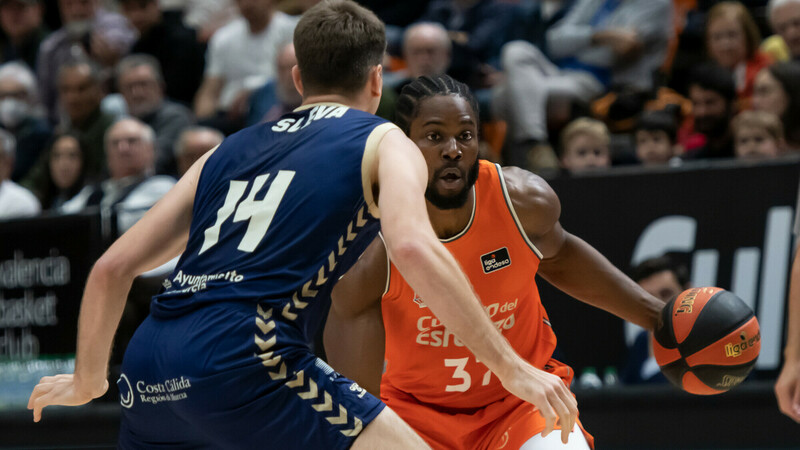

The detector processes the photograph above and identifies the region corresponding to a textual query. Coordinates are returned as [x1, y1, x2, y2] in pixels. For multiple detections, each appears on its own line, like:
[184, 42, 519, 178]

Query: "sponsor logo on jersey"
[480, 248, 511, 273]
[415, 299, 518, 347]
[118, 374, 134, 409]
[412, 294, 427, 308]
[724, 331, 760, 357]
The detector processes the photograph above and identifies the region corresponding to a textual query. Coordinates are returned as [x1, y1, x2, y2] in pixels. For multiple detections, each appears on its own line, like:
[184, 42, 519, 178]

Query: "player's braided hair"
[394, 75, 480, 134]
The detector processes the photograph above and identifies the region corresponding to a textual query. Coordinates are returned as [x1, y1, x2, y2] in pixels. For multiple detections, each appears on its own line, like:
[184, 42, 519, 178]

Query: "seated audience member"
[0, 127, 39, 218]
[492, 0, 673, 171]
[732, 110, 786, 160]
[61, 117, 175, 233]
[174, 125, 222, 176]
[117, 54, 194, 176]
[506, 0, 576, 57]
[559, 117, 611, 173]
[417, 0, 515, 88]
[167, 0, 238, 43]
[246, 42, 301, 126]
[622, 255, 689, 385]
[634, 110, 682, 166]
[682, 62, 738, 160]
[388, 22, 452, 93]
[752, 62, 800, 150]
[120, 0, 207, 106]
[0, 61, 50, 182]
[33, 131, 87, 210]
[768, 0, 800, 61]
[193, 0, 296, 134]
[704, 1, 772, 108]
[37, 0, 136, 123]
[55, 59, 115, 180]
[0, 0, 47, 70]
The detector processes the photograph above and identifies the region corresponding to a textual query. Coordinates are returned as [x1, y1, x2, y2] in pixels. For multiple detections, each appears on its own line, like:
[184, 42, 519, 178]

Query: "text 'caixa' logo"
[481, 248, 511, 274]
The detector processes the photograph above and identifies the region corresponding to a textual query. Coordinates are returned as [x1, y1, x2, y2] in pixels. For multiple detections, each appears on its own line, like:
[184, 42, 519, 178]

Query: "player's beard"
[425, 158, 479, 210]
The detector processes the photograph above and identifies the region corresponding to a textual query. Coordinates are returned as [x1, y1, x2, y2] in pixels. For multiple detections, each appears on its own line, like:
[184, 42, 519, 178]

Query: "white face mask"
[0, 98, 29, 129]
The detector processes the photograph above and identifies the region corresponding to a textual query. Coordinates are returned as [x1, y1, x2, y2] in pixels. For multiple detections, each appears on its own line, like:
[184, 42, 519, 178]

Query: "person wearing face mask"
[36, 0, 136, 124]
[0, 61, 51, 182]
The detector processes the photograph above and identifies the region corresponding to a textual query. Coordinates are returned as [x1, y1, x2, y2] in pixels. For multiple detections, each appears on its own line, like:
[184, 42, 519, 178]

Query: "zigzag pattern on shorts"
[281, 205, 370, 322]
[254, 304, 287, 381]
[285, 369, 364, 437]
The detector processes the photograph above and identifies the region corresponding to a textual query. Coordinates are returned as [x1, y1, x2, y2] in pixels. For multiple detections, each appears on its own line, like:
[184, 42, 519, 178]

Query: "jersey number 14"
[199, 171, 296, 254]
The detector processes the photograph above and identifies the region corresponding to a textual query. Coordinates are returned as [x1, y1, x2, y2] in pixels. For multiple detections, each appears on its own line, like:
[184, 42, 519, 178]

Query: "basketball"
[651, 287, 760, 395]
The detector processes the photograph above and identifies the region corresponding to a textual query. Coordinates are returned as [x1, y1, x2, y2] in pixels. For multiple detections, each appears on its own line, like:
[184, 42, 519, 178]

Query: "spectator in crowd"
[160, 0, 238, 43]
[418, 0, 515, 88]
[246, 42, 301, 126]
[193, 0, 296, 134]
[559, 116, 611, 173]
[634, 110, 682, 166]
[0, 61, 50, 181]
[37, 0, 137, 123]
[0, 127, 39, 218]
[705, 1, 772, 108]
[61, 117, 175, 233]
[492, 0, 673, 171]
[120, 0, 206, 106]
[387, 22, 452, 95]
[31, 131, 87, 210]
[0, 0, 47, 70]
[732, 110, 786, 160]
[174, 125, 222, 176]
[621, 255, 688, 385]
[682, 62, 738, 159]
[116, 54, 194, 176]
[768, 0, 800, 61]
[55, 59, 115, 180]
[507, 0, 576, 59]
[752, 62, 800, 150]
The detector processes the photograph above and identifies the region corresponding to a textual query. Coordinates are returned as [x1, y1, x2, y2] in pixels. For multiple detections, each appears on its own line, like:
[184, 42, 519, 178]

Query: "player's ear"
[369, 65, 383, 99]
[292, 65, 304, 98]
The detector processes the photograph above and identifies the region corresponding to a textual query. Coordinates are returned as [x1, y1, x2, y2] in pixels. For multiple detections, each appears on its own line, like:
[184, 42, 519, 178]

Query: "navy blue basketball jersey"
[150, 103, 395, 342]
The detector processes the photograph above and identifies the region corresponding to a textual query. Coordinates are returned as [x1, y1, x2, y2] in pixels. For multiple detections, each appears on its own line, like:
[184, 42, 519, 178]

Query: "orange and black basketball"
[651, 287, 760, 395]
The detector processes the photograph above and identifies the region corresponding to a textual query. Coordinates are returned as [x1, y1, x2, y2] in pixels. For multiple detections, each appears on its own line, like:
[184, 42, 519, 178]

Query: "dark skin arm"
[325, 237, 389, 395]
[502, 166, 662, 330]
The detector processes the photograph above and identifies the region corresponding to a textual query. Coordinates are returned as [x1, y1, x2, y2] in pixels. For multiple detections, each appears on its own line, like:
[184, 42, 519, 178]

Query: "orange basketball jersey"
[381, 160, 563, 411]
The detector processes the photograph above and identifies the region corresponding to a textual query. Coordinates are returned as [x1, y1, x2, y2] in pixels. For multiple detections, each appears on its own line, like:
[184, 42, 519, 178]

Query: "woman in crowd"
[34, 132, 87, 211]
[705, 1, 772, 108]
[752, 61, 800, 151]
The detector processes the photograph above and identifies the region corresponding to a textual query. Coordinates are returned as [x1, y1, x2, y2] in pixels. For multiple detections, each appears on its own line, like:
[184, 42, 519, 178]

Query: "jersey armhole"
[496, 164, 544, 260]
[361, 122, 400, 219]
[377, 231, 390, 297]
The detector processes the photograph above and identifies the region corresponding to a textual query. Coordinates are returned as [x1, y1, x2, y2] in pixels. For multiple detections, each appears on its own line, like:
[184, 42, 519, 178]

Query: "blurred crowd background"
[1, 0, 799, 401]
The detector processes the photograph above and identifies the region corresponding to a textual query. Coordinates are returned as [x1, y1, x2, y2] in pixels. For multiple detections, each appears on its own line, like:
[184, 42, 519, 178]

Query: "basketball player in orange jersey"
[325, 75, 664, 449]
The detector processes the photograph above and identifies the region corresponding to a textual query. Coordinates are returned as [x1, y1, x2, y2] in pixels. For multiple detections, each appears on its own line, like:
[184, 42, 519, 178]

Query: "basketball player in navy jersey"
[27, 1, 580, 448]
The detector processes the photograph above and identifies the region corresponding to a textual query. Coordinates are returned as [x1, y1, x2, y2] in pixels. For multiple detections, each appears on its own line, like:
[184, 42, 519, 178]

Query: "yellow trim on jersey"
[361, 122, 400, 218]
[377, 232, 390, 297]
[495, 164, 544, 260]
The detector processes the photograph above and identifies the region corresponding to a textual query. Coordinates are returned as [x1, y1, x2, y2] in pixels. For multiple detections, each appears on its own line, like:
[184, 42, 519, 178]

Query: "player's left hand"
[28, 374, 109, 422]
[775, 357, 800, 423]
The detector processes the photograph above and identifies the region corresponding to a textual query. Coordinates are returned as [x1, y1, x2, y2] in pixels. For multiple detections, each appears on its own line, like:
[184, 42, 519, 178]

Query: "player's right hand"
[27, 374, 109, 422]
[499, 360, 578, 444]
[775, 357, 800, 423]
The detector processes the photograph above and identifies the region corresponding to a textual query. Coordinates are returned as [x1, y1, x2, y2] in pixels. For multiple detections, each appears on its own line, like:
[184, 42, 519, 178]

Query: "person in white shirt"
[193, 0, 296, 133]
[0, 127, 40, 219]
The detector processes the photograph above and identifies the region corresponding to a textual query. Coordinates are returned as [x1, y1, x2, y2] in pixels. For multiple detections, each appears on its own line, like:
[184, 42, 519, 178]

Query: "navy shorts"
[117, 301, 384, 449]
